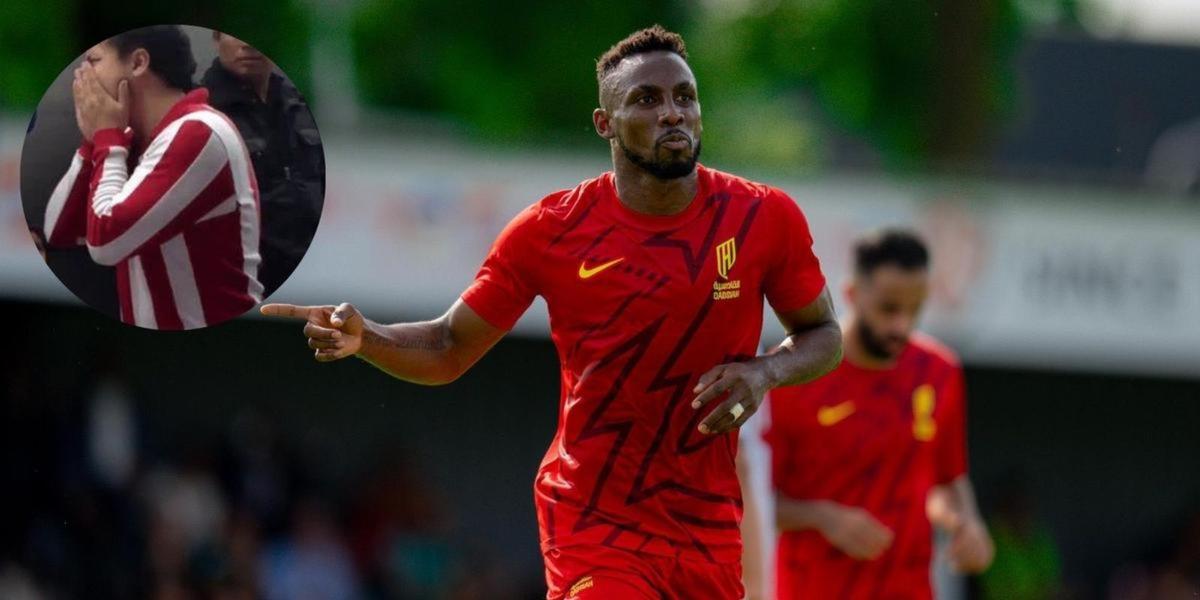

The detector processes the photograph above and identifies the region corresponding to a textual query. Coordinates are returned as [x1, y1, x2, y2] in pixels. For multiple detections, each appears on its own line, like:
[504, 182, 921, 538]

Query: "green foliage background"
[0, 0, 312, 114]
[1, 0, 1097, 169]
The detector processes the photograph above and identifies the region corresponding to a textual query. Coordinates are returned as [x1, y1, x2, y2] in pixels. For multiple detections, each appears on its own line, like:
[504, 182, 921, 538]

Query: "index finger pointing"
[260, 303, 320, 320]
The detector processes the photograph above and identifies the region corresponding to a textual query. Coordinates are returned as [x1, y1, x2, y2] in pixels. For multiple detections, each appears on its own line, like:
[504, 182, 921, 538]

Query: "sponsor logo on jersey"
[912, 384, 937, 441]
[567, 575, 594, 597]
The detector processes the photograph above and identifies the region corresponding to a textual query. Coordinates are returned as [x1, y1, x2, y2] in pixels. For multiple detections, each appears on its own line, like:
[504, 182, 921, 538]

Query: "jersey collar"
[602, 164, 712, 232]
[149, 88, 211, 141]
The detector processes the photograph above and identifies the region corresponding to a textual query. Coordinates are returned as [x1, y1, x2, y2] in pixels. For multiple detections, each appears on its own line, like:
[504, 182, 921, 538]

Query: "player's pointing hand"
[260, 302, 365, 362]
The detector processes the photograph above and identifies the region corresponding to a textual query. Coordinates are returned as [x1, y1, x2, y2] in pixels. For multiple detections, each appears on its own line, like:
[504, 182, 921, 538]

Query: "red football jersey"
[767, 332, 968, 600]
[461, 165, 826, 564]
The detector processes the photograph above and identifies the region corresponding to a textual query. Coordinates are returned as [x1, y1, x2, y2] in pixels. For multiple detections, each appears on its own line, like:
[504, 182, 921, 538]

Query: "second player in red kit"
[768, 230, 994, 600]
[263, 27, 843, 599]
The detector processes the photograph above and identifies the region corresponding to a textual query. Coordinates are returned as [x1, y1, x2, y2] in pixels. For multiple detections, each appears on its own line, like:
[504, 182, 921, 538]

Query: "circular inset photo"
[21, 24, 325, 330]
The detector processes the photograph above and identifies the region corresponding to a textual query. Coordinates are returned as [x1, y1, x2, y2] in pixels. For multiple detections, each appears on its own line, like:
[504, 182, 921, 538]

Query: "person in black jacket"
[202, 31, 325, 297]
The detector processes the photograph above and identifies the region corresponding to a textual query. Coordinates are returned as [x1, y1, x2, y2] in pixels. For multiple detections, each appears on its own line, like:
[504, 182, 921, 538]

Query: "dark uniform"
[202, 58, 325, 296]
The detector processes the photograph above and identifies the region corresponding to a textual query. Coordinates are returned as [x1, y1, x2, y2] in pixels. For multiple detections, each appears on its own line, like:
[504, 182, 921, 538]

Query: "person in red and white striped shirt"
[44, 25, 262, 330]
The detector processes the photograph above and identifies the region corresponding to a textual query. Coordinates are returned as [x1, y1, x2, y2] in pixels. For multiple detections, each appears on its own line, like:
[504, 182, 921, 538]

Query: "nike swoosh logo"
[578, 257, 624, 279]
[817, 401, 856, 426]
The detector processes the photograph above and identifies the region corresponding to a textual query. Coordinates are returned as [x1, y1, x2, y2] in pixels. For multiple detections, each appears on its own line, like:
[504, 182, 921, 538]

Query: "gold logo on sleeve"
[912, 384, 937, 441]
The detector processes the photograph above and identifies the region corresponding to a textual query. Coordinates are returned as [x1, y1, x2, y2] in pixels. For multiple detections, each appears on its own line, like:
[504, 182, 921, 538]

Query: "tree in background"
[0, 0, 313, 112]
[700, 0, 1024, 168]
[2, 0, 1077, 171]
[350, 0, 1036, 172]
[351, 0, 688, 144]
[0, 0, 75, 110]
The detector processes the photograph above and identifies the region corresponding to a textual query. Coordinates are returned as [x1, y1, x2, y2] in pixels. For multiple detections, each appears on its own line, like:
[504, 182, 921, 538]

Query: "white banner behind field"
[3, 123, 1198, 378]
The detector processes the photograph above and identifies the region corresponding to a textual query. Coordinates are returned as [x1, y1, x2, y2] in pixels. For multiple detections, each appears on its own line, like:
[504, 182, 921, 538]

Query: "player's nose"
[659, 103, 684, 127]
[889, 319, 914, 338]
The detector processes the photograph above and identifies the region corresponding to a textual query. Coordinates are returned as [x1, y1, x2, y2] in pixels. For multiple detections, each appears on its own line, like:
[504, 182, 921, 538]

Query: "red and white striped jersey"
[44, 89, 263, 330]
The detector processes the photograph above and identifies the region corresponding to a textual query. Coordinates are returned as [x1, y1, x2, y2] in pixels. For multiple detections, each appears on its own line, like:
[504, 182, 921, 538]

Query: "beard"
[857, 321, 905, 361]
[618, 135, 701, 180]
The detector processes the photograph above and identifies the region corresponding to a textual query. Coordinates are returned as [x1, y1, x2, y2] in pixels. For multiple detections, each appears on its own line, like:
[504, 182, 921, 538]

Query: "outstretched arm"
[691, 288, 842, 435]
[261, 299, 506, 386]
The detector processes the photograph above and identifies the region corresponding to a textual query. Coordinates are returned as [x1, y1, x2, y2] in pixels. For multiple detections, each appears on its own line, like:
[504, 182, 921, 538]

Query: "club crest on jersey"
[713, 237, 741, 300]
[716, 238, 737, 279]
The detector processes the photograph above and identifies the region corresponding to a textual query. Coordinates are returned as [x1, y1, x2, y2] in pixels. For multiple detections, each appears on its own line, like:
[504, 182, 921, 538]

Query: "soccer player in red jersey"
[44, 26, 262, 329]
[264, 26, 842, 599]
[767, 229, 994, 600]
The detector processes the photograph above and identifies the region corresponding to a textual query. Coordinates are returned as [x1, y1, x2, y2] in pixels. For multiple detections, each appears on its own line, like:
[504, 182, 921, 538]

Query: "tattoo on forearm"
[363, 328, 444, 351]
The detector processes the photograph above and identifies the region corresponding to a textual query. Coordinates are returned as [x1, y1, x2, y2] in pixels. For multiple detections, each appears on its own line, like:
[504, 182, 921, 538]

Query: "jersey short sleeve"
[762, 190, 827, 314]
[460, 204, 541, 330]
[935, 365, 969, 483]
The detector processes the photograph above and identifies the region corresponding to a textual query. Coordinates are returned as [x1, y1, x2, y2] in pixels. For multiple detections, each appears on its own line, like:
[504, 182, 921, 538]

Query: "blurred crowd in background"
[0, 314, 1197, 600]
[0, 354, 527, 600]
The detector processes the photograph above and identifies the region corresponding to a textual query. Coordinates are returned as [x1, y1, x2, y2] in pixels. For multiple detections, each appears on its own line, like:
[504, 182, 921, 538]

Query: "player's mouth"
[658, 132, 691, 151]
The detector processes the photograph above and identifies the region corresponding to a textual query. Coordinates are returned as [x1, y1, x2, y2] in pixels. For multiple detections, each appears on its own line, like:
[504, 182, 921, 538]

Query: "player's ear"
[593, 108, 614, 140]
[844, 279, 856, 306]
[129, 48, 150, 78]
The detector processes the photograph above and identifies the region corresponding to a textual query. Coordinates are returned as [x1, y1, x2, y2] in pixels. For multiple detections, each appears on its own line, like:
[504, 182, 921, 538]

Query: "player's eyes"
[638, 95, 657, 105]
[676, 94, 694, 104]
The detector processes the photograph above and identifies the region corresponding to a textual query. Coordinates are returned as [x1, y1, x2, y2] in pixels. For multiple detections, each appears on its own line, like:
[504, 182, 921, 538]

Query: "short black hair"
[596, 25, 688, 82]
[107, 25, 196, 91]
[853, 228, 929, 276]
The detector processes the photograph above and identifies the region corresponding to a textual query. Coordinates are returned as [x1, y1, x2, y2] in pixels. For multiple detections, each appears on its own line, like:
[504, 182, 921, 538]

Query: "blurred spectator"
[0, 562, 47, 600]
[86, 376, 138, 491]
[1109, 509, 1200, 600]
[223, 408, 293, 535]
[349, 453, 464, 599]
[223, 509, 263, 594]
[260, 497, 359, 600]
[142, 456, 227, 559]
[980, 472, 1064, 600]
[1144, 117, 1200, 197]
[1157, 511, 1200, 596]
[203, 31, 325, 297]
